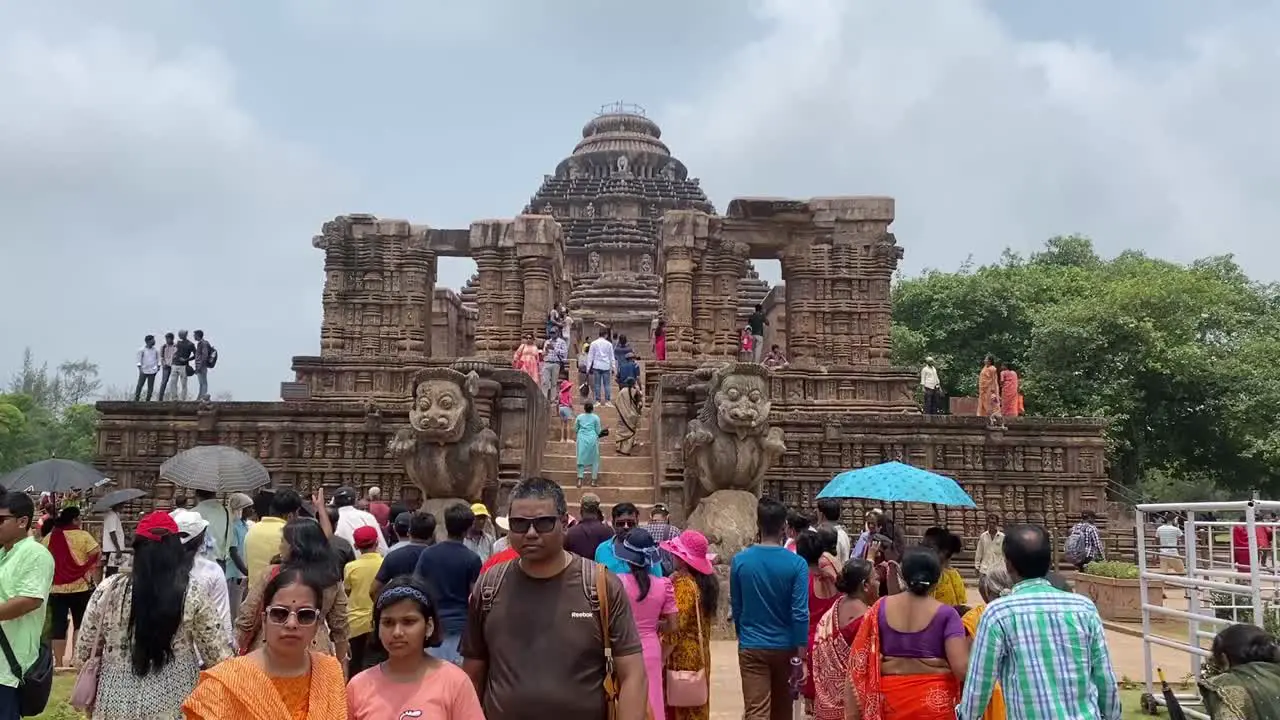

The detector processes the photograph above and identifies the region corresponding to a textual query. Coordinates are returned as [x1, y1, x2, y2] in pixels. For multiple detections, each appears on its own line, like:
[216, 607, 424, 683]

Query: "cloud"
[0, 25, 345, 400]
[662, 0, 1280, 280]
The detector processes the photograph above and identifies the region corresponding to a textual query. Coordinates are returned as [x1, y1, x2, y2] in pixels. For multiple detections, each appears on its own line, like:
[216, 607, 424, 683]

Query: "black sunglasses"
[265, 605, 320, 626]
[508, 515, 560, 534]
[614, 519, 638, 529]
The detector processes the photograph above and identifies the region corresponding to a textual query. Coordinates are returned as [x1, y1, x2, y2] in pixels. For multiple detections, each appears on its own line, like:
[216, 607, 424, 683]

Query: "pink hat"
[660, 530, 716, 575]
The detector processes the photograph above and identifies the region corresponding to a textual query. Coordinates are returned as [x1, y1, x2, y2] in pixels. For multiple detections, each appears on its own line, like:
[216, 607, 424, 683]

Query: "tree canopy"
[892, 235, 1280, 499]
[0, 350, 102, 474]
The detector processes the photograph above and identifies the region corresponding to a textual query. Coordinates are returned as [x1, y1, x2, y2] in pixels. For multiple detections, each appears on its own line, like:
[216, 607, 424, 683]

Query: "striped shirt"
[957, 578, 1121, 720]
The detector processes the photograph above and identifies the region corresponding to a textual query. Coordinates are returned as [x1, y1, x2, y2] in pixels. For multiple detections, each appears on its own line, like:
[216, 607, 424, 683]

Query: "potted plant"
[1075, 561, 1165, 622]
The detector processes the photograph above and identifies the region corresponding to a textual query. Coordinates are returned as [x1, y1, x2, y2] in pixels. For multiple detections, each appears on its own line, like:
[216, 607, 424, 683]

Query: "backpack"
[206, 344, 218, 368]
[1065, 525, 1086, 563]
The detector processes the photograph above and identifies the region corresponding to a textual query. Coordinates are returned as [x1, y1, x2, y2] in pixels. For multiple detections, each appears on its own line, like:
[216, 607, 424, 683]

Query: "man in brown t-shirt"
[461, 477, 647, 720]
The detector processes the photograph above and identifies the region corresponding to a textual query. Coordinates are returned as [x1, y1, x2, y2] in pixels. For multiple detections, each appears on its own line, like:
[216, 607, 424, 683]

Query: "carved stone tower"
[461, 103, 769, 353]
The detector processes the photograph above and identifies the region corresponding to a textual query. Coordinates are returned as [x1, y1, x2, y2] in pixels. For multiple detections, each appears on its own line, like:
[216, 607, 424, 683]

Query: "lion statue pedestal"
[389, 368, 500, 539]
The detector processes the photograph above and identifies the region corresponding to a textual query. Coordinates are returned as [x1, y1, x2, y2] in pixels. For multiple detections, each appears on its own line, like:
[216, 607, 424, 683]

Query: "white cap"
[169, 509, 209, 544]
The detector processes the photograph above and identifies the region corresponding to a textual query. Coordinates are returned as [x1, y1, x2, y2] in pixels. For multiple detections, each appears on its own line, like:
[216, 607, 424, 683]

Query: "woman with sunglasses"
[184, 567, 348, 719]
[72, 511, 230, 719]
[346, 576, 484, 719]
[236, 519, 350, 670]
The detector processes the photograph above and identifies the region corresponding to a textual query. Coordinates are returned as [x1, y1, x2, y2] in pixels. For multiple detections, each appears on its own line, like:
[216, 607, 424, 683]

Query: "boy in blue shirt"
[730, 497, 809, 720]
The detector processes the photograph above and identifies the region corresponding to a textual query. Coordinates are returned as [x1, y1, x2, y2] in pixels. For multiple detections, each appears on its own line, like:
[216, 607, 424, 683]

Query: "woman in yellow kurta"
[960, 569, 1013, 720]
[660, 530, 718, 720]
[930, 531, 968, 607]
[976, 355, 999, 417]
[185, 567, 348, 720]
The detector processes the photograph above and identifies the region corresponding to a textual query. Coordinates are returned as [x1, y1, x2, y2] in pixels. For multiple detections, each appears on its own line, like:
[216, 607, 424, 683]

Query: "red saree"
[999, 370, 1021, 417]
[849, 599, 960, 720]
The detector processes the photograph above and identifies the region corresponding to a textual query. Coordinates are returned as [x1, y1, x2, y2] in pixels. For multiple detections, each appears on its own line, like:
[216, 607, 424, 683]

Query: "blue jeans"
[428, 632, 463, 666]
[590, 369, 612, 403]
[0, 685, 19, 720]
[196, 368, 209, 399]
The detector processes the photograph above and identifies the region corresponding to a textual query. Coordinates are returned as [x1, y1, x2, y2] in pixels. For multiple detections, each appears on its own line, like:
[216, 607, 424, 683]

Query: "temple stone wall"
[431, 289, 475, 358]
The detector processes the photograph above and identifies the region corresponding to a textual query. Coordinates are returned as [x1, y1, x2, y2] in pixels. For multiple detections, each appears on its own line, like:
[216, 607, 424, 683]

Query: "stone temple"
[457, 103, 768, 353]
[93, 104, 1112, 568]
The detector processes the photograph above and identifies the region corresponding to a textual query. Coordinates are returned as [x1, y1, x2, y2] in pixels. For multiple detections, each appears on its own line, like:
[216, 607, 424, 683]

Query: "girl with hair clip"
[345, 576, 484, 720]
[847, 546, 969, 720]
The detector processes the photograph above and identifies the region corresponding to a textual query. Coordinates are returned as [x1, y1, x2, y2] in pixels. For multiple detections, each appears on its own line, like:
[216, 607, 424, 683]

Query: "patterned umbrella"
[0, 458, 108, 494]
[159, 445, 271, 494]
[817, 461, 976, 508]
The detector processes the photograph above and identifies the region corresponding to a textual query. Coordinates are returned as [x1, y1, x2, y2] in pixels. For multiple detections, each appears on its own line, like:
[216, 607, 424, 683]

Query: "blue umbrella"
[817, 461, 976, 508]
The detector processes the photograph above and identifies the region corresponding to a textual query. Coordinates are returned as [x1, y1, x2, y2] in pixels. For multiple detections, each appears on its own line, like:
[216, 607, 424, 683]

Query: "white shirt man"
[1156, 518, 1185, 573]
[920, 363, 940, 389]
[335, 504, 389, 555]
[975, 524, 1006, 578]
[101, 508, 126, 574]
[171, 510, 234, 650]
[587, 333, 615, 405]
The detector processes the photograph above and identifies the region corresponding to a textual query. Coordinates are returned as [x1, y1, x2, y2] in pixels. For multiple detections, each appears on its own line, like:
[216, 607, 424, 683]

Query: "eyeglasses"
[265, 605, 320, 626]
[614, 519, 637, 529]
[507, 515, 560, 534]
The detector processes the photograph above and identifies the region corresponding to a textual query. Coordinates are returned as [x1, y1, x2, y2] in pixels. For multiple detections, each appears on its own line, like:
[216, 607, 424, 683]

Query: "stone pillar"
[660, 211, 707, 359]
[709, 234, 747, 358]
[311, 214, 435, 361]
[470, 220, 516, 356]
[515, 214, 564, 339]
[781, 197, 899, 367]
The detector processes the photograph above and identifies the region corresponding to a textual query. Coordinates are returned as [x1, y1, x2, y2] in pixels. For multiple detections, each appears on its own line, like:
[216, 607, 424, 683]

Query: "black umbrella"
[1157, 667, 1187, 720]
[91, 488, 147, 512]
[159, 445, 270, 494]
[0, 458, 108, 494]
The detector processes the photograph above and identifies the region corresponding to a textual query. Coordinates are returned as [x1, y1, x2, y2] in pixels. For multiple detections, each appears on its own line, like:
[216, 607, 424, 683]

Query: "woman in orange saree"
[848, 548, 968, 720]
[998, 364, 1021, 417]
[959, 569, 1012, 720]
[511, 332, 542, 384]
[976, 355, 999, 417]
[185, 568, 348, 720]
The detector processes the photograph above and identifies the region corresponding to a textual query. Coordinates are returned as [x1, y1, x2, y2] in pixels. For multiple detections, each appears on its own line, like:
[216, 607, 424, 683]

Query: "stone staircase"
[539, 395, 658, 518]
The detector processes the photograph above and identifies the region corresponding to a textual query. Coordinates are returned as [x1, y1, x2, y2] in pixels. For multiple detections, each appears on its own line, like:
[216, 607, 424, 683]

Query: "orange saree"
[182, 652, 347, 720]
[999, 370, 1021, 417]
[977, 365, 998, 417]
[961, 605, 1006, 720]
[849, 599, 960, 720]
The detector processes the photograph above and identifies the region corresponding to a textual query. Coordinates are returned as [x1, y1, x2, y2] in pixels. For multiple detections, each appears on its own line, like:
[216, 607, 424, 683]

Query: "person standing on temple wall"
[587, 327, 615, 406]
[134, 334, 161, 401]
[974, 514, 1006, 584]
[192, 329, 215, 401]
[748, 303, 769, 363]
[921, 356, 943, 414]
[157, 332, 177, 401]
[171, 329, 195, 401]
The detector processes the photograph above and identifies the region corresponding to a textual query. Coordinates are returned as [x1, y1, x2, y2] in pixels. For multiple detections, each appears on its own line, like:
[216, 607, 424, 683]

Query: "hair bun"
[906, 576, 933, 595]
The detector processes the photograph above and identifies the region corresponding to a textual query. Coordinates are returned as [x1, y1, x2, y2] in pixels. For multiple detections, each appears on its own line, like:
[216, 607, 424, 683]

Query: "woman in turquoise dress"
[575, 402, 604, 487]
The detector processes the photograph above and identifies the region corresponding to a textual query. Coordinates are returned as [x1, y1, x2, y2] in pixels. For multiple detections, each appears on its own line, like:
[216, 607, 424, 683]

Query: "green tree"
[892, 240, 1280, 496]
[0, 352, 103, 474]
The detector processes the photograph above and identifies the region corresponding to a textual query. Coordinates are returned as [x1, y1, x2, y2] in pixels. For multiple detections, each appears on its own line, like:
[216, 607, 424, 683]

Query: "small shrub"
[1082, 561, 1140, 579]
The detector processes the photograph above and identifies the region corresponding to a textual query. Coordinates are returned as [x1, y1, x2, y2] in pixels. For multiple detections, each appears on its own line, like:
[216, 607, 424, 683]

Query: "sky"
[2, 0, 1278, 400]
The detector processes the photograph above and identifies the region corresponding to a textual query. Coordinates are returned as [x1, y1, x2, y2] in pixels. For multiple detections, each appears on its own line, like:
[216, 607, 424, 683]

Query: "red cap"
[352, 525, 380, 550]
[135, 511, 179, 541]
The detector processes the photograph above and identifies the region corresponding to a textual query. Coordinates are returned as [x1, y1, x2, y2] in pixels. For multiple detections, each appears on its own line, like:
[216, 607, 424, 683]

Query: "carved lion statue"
[682, 363, 786, 513]
[388, 368, 499, 502]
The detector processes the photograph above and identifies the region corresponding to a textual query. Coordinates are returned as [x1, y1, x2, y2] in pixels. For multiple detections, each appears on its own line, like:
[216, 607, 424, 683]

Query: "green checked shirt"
[957, 578, 1122, 720]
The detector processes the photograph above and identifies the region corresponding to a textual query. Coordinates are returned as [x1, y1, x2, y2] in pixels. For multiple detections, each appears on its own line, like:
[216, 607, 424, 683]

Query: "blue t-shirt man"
[414, 539, 481, 662]
[730, 543, 808, 651]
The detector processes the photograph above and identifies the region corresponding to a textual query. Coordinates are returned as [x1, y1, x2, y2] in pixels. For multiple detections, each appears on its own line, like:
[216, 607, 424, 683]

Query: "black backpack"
[206, 344, 219, 368]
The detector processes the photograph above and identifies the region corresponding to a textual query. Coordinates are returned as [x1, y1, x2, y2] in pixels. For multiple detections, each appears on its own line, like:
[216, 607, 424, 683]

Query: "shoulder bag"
[665, 583, 710, 707]
[0, 625, 53, 717]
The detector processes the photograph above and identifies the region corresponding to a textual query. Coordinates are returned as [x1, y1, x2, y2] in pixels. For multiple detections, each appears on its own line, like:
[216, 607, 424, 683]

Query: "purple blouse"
[879, 603, 964, 658]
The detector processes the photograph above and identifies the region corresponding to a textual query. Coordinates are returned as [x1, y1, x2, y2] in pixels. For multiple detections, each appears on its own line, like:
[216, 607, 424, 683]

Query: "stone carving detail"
[640, 253, 653, 275]
[542, 202, 554, 216]
[683, 363, 786, 512]
[588, 251, 602, 274]
[661, 161, 676, 180]
[388, 368, 499, 503]
[584, 202, 596, 218]
[616, 155, 629, 174]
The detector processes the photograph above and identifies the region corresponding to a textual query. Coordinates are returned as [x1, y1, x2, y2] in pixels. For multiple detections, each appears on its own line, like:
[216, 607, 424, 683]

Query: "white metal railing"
[1134, 499, 1280, 720]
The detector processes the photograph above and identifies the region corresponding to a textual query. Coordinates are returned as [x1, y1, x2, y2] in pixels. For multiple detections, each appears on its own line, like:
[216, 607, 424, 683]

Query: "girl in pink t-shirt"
[347, 576, 484, 720]
[557, 369, 575, 441]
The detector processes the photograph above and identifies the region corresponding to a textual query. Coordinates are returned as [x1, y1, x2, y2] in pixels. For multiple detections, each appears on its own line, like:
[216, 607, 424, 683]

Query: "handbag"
[665, 588, 710, 707]
[69, 655, 101, 711]
[0, 626, 53, 717]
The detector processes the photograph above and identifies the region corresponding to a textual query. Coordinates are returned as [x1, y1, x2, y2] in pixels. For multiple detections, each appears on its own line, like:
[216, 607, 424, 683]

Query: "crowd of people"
[2, 482, 1279, 720]
[132, 330, 217, 402]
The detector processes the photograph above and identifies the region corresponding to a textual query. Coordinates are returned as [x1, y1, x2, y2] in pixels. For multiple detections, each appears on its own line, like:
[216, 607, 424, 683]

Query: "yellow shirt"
[42, 529, 99, 594]
[932, 567, 967, 606]
[343, 552, 383, 638]
[244, 517, 287, 594]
